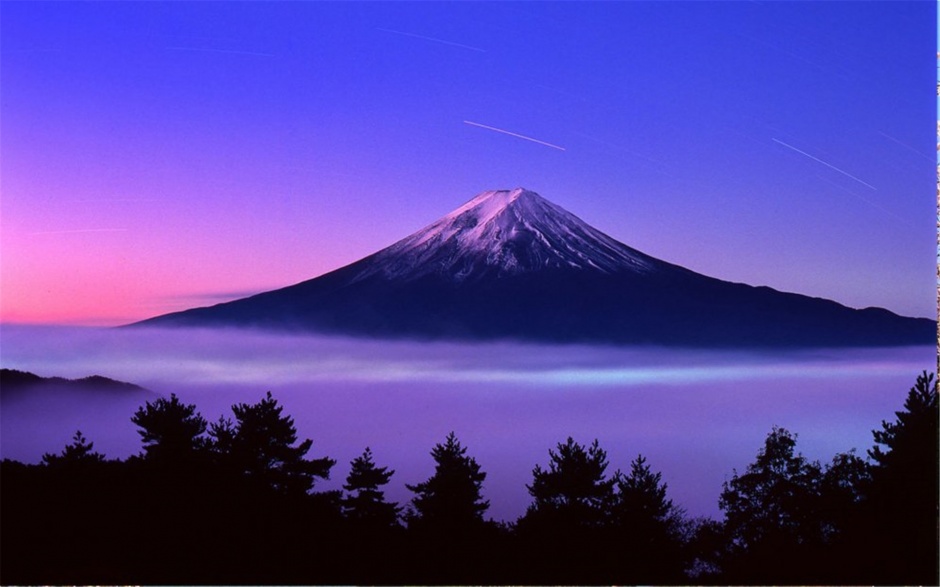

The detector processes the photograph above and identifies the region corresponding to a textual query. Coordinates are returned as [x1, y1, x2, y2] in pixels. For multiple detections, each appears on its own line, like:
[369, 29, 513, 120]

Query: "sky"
[1, 1, 936, 326]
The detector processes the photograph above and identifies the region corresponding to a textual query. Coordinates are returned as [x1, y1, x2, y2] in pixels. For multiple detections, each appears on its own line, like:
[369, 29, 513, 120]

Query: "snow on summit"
[353, 188, 660, 283]
[135, 186, 935, 347]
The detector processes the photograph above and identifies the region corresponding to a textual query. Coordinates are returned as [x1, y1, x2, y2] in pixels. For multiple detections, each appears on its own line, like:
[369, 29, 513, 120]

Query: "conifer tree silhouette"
[131, 393, 207, 462]
[863, 371, 939, 584]
[342, 447, 401, 529]
[406, 432, 488, 532]
[209, 391, 334, 495]
[41, 430, 105, 466]
[523, 437, 615, 529]
[612, 455, 686, 582]
[516, 437, 616, 583]
[615, 455, 675, 527]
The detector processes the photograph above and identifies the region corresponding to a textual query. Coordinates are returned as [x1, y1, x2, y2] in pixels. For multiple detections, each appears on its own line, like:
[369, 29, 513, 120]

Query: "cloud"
[29, 228, 128, 236]
[154, 290, 268, 304]
[0, 325, 932, 521]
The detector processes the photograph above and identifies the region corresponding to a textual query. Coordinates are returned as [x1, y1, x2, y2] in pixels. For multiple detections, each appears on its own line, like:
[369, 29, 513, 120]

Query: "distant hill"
[135, 188, 936, 348]
[0, 368, 147, 395]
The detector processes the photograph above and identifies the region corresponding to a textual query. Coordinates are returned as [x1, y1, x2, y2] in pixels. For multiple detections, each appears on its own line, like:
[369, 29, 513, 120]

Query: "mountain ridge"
[133, 188, 935, 348]
[0, 368, 148, 395]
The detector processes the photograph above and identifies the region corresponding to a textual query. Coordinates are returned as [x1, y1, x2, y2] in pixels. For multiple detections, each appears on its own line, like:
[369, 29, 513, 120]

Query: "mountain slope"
[134, 188, 934, 347]
[0, 368, 148, 396]
[353, 188, 659, 282]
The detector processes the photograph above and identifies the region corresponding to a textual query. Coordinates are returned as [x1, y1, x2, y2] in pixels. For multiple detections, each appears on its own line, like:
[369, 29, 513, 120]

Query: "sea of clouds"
[1, 324, 933, 521]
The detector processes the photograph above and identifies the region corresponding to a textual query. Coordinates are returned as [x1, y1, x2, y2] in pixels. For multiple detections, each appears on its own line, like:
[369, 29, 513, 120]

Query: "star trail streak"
[463, 121, 566, 151]
[772, 138, 876, 190]
[377, 28, 486, 52]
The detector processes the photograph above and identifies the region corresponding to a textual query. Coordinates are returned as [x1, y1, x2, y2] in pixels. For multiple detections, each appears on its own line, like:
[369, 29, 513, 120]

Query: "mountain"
[353, 188, 660, 281]
[0, 368, 147, 396]
[134, 188, 934, 347]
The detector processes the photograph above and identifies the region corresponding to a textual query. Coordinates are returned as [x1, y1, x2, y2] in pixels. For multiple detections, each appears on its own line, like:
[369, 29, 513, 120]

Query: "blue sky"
[1, 1, 935, 323]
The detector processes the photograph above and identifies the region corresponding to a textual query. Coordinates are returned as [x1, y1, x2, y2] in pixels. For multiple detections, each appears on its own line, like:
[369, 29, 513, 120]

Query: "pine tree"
[209, 391, 335, 495]
[863, 371, 938, 584]
[869, 371, 938, 471]
[342, 447, 401, 529]
[131, 393, 207, 462]
[41, 430, 105, 466]
[612, 455, 686, 582]
[523, 437, 615, 530]
[403, 433, 492, 583]
[406, 432, 488, 533]
[615, 455, 675, 528]
[516, 437, 617, 583]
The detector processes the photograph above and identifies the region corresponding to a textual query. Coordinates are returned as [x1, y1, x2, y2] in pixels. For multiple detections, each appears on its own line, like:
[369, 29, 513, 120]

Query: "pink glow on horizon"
[0, 168, 404, 325]
[1, 2, 933, 325]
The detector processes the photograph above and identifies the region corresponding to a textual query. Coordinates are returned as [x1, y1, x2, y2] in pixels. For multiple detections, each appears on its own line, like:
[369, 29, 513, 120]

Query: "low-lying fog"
[1, 324, 933, 521]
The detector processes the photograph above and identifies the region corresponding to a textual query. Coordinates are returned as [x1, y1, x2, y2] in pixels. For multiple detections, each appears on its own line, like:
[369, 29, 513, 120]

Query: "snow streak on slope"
[353, 188, 660, 283]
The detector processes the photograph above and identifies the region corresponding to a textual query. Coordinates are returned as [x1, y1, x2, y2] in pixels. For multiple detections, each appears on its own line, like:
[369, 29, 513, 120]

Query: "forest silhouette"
[1, 372, 937, 585]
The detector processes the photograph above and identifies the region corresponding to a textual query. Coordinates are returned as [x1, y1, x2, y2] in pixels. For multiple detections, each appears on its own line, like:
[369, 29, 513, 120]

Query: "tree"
[683, 517, 725, 582]
[611, 455, 686, 581]
[863, 371, 938, 584]
[209, 391, 334, 495]
[403, 433, 493, 583]
[406, 432, 489, 533]
[515, 438, 617, 583]
[41, 430, 105, 467]
[131, 394, 207, 462]
[718, 426, 824, 582]
[615, 454, 676, 530]
[869, 371, 938, 473]
[522, 437, 615, 530]
[817, 449, 871, 542]
[342, 447, 401, 529]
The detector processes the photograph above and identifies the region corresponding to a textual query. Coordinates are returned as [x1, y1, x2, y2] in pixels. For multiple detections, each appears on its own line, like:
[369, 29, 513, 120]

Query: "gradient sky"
[1, 1, 935, 326]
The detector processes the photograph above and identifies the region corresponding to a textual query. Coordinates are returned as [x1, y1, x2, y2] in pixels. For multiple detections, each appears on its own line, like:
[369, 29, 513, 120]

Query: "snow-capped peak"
[352, 188, 660, 283]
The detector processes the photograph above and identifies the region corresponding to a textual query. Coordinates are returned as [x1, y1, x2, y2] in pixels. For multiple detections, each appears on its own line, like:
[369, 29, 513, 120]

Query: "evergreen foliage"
[614, 454, 676, 529]
[342, 447, 401, 529]
[1, 373, 936, 585]
[863, 370, 939, 584]
[131, 393, 207, 462]
[403, 432, 495, 583]
[406, 432, 489, 532]
[523, 437, 615, 530]
[869, 371, 938, 468]
[41, 430, 105, 466]
[518, 442, 688, 583]
[611, 454, 687, 581]
[209, 391, 335, 495]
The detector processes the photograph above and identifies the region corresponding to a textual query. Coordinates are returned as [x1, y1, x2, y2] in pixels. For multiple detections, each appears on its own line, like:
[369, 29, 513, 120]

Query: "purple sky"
[1, 2, 935, 325]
